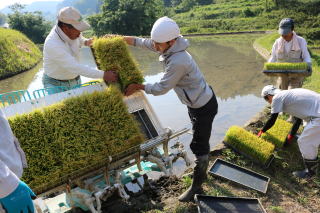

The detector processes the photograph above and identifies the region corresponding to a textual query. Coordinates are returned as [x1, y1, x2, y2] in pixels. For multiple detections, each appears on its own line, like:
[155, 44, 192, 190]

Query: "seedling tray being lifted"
[209, 158, 270, 193]
[195, 195, 266, 213]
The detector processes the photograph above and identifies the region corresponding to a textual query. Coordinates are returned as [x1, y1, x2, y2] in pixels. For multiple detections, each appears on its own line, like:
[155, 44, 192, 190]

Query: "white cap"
[261, 85, 281, 97]
[57, 7, 90, 32]
[151, 17, 180, 43]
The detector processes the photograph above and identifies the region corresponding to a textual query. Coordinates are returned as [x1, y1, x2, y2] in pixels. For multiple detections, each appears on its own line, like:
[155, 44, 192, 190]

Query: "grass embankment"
[0, 28, 41, 79]
[173, 0, 320, 46]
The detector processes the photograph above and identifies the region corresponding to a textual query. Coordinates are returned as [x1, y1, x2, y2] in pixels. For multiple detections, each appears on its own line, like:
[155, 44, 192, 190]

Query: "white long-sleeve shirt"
[0, 110, 23, 198]
[268, 35, 311, 63]
[43, 25, 104, 80]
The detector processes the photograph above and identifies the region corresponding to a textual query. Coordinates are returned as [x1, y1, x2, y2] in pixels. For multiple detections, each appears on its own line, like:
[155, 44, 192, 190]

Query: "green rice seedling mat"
[263, 62, 309, 76]
[224, 126, 275, 167]
[261, 119, 292, 149]
[92, 37, 144, 92]
[9, 85, 144, 193]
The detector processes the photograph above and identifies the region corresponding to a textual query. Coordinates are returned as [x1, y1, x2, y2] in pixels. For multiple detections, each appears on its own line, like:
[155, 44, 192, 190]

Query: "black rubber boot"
[293, 158, 318, 179]
[179, 155, 209, 202]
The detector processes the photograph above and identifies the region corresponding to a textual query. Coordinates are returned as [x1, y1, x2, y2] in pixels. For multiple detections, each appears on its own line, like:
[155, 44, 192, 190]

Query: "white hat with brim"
[261, 85, 281, 97]
[58, 6, 90, 32]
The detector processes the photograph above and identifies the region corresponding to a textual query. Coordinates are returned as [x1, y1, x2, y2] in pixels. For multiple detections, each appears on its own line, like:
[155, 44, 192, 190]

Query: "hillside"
[172, 0, 320, 46]
[0, 28, 42, 79]
[0, 1, 60, 21]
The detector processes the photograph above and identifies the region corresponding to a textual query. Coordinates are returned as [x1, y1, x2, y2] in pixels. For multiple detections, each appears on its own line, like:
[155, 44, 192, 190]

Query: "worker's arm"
[268, 41, 278, 63]
[285, 118, 302, 145]
[301, 38, 311, 63]
[0, 160, 36, 213]
[125, 62, 185, 96]
[46, 41, 117, 81]
[123, 36, 157, 52]
[257, 113, 279, 136]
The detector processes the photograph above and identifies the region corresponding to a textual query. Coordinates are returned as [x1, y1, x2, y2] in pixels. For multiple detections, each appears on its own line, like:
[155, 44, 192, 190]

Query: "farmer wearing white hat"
[123, 17, 218, 202]
[268, 18, 312, 90]
[42, 7, 117, 92]
[258, 85, 320, 178]
[0, 109, 36, 212]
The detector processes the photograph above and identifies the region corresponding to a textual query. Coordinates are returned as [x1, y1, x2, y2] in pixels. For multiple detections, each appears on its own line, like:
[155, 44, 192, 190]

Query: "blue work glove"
[0, 181, 36, 213]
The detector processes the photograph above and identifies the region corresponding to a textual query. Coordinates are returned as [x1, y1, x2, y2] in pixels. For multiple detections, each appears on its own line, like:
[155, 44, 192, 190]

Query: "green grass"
[255, 32, 279, 52]
[92, 37, 144, 92]
[0, 28, 41, 79]
[224, 126, 275, 165]
[264, 62, 308, 71]
[172, 0, 320, 46]
[261, 119, 292, 148]
[9, 86, 144, 194]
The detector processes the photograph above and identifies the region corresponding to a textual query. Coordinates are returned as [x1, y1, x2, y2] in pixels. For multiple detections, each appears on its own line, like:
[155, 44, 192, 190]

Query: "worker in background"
[42, 7, 117, 92]
[258, 85, 320, 178]
[269, 18, 312, 90]
[0, 109, 36, 212]
[123, 17, 218, 202]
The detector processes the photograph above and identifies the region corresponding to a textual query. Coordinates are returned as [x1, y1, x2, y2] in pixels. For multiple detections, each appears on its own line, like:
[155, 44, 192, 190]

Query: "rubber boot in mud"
[179, 155, 209, 202]
[293, 158, 318, 179]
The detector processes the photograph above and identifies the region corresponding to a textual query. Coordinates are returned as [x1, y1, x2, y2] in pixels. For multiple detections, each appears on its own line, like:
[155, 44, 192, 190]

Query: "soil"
[75, 107, 320, 213]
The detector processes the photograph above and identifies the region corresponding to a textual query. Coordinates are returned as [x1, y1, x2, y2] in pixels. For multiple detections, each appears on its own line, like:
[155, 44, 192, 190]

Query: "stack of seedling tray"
[262, 62, 310, 77]
[224, 119, 292, 167]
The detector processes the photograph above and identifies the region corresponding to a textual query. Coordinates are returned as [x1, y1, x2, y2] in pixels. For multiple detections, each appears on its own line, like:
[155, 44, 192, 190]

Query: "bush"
[9, 86, 144, 193]
[224, 126, 275, 165]
[242, 8, 255, 17]
[92, 37, 144, 91]
[261, 119, 292, 148]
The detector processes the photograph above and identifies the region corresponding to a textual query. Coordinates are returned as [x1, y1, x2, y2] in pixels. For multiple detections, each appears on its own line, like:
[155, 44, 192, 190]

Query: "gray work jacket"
[135, 36, 213, 109]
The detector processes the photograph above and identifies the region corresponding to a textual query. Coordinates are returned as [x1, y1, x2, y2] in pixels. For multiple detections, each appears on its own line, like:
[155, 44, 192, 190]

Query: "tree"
[0, 12, 6, 26]
[7, 3, 51, 44]
[88, 0, 164, 36]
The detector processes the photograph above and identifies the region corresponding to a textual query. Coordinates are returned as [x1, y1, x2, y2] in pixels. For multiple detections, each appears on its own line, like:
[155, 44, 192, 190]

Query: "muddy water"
[0, 34, 273, 175]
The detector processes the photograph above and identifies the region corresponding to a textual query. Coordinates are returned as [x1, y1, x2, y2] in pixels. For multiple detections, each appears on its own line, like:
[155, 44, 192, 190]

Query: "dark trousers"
[188, 93, 218, 156]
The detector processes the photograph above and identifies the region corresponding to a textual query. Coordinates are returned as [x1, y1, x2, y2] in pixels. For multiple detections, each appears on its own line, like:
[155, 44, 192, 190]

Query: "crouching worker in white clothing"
[257, 85, 320, 178]
[0, 109, 36, 213]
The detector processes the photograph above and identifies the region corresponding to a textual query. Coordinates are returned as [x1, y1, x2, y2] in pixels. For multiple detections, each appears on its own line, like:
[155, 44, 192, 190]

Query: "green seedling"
[9, 85, 144, 193]
[224, 126, 275, 165]
[261, 119, 292, 148]
[92, 36, 144, 92]
[264, 62, 308, 71]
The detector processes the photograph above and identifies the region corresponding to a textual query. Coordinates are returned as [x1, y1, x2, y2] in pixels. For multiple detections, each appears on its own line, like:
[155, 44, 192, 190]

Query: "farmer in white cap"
[123, 17, 218, 202]
[258, 85, 320, 178]
[0, 109, 36, 212]
[268, 18, 312, 90]
[42, 7, 117, 92]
